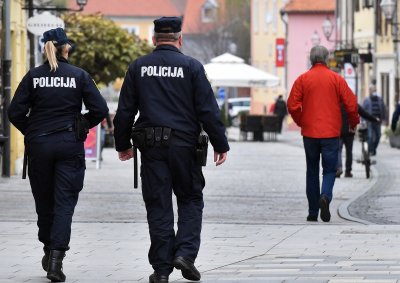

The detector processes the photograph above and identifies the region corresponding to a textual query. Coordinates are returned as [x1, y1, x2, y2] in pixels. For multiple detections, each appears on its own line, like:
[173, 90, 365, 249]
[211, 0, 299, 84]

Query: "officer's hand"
[118, 148, 134, 161]
[214, 152, 227, 166]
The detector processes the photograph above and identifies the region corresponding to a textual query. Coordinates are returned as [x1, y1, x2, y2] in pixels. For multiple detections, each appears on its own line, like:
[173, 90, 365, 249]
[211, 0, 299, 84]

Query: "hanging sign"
[276, 38, 285, 67]
[27, 12, 65, 36]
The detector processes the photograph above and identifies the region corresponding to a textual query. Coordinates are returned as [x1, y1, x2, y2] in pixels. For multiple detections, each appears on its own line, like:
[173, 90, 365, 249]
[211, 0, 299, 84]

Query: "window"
[375, 0, 382, 35]
[355, 0, 360, 12]
[381, 73, 390, 119]
[148, 26, 154, 44]
[253, 0, 259, 32]
[121, 25, 139, 36]
[264, 0, 270, 32]
[201, 0, 218, 23]
[264, 63, 269, 72]
[363, 0, 374, 9]
[272, 0, 277, 32]
[268, 43, 273, 56]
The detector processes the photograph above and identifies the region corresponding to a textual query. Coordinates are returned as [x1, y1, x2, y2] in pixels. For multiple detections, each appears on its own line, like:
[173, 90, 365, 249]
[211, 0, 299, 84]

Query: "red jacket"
[287, 64, 359, 138]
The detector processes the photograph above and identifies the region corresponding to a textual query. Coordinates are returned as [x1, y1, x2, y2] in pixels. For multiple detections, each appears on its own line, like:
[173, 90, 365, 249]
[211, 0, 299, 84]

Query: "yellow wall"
[9, 0, 28, 174]
[250, 0, 286, 115]
[114, 19, 154, 44]
[374, 3, 398, 117]
[354, 4, 375, 101]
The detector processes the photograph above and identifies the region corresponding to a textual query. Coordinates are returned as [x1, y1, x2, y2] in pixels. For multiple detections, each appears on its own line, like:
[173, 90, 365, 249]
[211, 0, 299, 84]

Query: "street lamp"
[380, 0, 396, 21]
[24, 0, 88, 12]
[322, 17, 334, 41]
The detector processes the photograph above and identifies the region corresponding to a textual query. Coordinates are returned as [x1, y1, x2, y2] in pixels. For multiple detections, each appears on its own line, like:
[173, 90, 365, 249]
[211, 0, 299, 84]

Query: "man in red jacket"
[287, 45, 359, 223]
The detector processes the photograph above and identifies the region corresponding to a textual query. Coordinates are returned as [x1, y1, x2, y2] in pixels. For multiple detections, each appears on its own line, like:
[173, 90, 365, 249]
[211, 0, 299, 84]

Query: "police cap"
[154, 17, 182, 33]
[43, 28, 69, 46]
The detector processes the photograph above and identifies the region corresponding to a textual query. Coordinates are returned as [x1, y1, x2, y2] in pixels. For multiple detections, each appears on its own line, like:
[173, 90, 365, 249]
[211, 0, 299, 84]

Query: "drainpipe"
[2, 0, 11, 177]
[28, 0, 35, 68]
[280, 10, 288, 94]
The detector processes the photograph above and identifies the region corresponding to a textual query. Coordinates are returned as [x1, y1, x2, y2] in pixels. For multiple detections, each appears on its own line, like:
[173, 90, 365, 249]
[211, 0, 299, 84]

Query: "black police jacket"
[114, 44, 229, 153]
[8, 57, 109, 142]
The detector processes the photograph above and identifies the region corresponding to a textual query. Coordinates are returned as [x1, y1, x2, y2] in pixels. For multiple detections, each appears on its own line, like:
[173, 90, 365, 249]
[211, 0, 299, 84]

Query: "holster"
[196, 132, 209, 166]
[22, 147, 27, 179]
[75, 114, 90, 141]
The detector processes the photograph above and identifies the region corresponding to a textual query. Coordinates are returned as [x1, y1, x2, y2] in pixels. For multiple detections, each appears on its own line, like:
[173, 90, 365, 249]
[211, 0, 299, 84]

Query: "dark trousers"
[277, 116, 285, 133]
[337, 135, 354, 173]
[27, 132, 85, 251]
[140, 145, 205, 276]
[303, 137, 339, 217]
[367, 122, 381, 154]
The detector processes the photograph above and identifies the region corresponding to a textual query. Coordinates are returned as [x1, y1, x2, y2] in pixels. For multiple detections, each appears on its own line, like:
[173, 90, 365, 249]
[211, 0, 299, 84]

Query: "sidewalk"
[1, 129, 400, 282]
[2, 222, 400, 282]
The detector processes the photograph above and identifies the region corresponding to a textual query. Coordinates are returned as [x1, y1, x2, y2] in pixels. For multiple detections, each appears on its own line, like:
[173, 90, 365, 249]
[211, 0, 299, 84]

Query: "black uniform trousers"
[339, 134, 354, 173]
[140, 144, 205, 276]
[27, 131, 85, 251]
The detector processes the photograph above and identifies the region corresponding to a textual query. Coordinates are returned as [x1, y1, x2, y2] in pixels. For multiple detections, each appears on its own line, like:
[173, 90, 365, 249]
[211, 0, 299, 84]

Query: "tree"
[182, 0, 250, 64]
[222, 0, 251, 62]
[62, 13, 153, 85]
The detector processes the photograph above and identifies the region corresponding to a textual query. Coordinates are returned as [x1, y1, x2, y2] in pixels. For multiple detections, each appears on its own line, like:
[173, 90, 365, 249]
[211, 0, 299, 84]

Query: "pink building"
[281, 0, 335, 92]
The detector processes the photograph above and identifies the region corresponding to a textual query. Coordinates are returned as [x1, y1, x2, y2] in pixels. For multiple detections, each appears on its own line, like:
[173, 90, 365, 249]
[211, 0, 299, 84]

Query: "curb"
[337, 165, 378, 225]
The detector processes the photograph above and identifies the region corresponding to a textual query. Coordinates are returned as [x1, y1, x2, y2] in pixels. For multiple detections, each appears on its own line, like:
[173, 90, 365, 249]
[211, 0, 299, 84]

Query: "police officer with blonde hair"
[114, 17, 229, 283]
[8, 28, 108, 282]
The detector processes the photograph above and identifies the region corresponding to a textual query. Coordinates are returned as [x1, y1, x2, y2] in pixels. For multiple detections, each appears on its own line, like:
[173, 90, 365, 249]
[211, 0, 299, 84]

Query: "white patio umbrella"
[204, 53, 280, 88]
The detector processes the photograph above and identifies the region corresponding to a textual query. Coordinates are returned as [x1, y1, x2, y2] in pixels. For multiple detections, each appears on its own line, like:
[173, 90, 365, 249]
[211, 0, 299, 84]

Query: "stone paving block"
[328, 280, 397, 283]
[1, 135, 400, 282]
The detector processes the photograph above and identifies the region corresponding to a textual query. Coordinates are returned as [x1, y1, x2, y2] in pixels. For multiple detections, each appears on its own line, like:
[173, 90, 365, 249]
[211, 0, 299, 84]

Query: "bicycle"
[357, 123, 371, 178]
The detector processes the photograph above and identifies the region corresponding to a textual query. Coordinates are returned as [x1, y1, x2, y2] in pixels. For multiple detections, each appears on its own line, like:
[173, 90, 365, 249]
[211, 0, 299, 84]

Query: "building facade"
[250, 0, 288, 115]
[281, 0, 335, 93]
[3, 0, 28, 175]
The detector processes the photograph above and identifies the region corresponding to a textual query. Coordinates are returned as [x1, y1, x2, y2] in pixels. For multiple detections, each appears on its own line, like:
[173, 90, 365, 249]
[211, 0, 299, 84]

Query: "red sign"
[276, 38, 285, 67]
[84, 126, 98, 158]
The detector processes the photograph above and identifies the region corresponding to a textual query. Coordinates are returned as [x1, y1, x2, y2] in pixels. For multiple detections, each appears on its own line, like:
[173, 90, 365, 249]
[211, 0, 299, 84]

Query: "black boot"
[42, 246, 50, 271]
[46, 250, 66, 282]
[149, 272, 169, 283]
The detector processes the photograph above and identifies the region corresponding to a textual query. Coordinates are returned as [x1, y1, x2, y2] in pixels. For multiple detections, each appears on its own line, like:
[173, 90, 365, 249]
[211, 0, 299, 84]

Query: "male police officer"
[113, 17, 229, 283]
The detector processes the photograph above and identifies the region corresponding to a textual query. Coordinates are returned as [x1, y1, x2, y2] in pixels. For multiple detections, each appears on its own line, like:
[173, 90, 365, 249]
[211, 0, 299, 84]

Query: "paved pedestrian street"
[1, 131, 400, 282]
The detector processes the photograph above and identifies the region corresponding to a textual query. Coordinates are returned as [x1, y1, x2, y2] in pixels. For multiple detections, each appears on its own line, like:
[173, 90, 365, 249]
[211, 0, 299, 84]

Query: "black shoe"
[306, 215, 318, 222]
[335, 169, 343, 178]
[47, 250, 66, 282]
[319, 197, 331, 222]
[42, 246, 50, 272]
[149, 272, 169, 283]
[172, 256, 201, 281]
[344, 171, 353, 178]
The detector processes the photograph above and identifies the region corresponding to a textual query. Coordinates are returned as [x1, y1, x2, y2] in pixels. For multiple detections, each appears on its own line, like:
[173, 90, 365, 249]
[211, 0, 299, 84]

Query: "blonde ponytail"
[44, 41, 59, 72]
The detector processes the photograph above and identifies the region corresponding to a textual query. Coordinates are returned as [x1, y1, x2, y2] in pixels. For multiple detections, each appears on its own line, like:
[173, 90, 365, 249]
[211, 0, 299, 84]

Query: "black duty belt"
[37, 124, 73, 137]
[131, 127, 172, 149]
